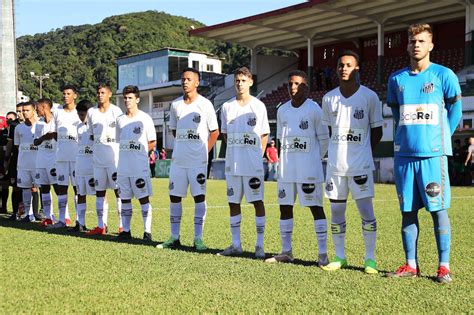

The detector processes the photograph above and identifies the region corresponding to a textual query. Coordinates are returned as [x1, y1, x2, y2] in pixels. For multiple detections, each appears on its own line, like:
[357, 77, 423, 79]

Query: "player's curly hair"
[122, 85, 140, 98]
[408, 23, 432, 37]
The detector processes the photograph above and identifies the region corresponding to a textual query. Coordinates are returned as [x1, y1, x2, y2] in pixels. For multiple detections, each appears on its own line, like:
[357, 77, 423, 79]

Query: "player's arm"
[370, 127, 383, 151]
[207, 129, 219, 153]
[265, 147, 271, 161]
[315, 107, 330, 159]
[465, 150, 472, 166]
[443, 70, 463, 135]
[220, 105, 228, 143]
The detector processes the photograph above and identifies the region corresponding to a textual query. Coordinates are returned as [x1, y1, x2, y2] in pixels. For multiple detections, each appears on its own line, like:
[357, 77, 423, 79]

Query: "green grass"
[0, 180, 473, 313]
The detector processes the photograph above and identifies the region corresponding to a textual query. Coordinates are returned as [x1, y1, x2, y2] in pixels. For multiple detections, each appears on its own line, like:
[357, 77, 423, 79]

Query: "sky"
[14, 0, 303, 37]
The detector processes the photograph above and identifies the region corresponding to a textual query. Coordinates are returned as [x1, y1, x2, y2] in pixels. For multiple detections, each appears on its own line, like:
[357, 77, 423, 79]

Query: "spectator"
[265, 139, 278, 181]
[149, 149, 156, 177]
[464, 136, 474, 185]
[159, 148, 167, 160]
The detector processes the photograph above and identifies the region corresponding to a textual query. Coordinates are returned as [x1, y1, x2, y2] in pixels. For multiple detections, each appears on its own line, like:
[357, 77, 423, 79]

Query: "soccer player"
[218, 67, 270, 258]
[34, 98, 58, 226]
[47, 85, 78, 229]
[14, 101, 38, 222]
[386, 24, 462, 283]
[5, 111, 23, 220]
[74, 100, 95, 232]
[321, 50, 383, 274]
[86, 83, 123, 235]
[157, 68, 219, 250]
[116, 86, 156, 241]
[265, 70, 329, 265]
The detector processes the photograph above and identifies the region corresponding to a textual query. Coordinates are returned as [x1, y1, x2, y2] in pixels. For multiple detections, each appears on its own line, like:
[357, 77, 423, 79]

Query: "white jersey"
[169, 95, 218, 168]
[75, 122, 94, 176]
[87, 104, 123, 168]
[34, 119, 57, 168]
[14, 122, 38, 171]
[116, 110, 156, 177]
[322, 85, 383, 176]
[277, 99, 329, 183]
[221, 96, 270, 176]
[54, 108, 81, 162]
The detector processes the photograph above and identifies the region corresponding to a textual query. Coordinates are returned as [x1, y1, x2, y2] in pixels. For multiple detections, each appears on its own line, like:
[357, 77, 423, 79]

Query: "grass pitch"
[0, 180, 473, 313]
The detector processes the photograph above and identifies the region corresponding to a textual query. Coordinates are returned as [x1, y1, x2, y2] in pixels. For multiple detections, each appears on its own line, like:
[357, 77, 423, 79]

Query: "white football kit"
[322, 85, 383, 200]
[168, 95, 218, 197]
[221, 96, 270, 203]
[87, 104, 123, 191]
[14, 122, 38, 188]
[75, 122, 95, 196]
[34, 119, 57, 185]
[116, 110, 156, 199]
[277, 99, 329, 207]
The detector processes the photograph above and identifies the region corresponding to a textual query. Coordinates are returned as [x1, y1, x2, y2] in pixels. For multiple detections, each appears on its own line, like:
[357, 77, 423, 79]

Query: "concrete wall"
[0, 0, 17, 114]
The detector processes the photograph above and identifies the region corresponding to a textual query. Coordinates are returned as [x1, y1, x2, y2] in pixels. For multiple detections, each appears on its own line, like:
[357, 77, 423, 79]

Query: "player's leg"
[74, 175, 92, 232]
[133, 176, 153, 242]
[39, 184, 54, 225]
[116, 176, 132, 240]
[246, 176, 265, 258]
[217, 175, 244, 256]
[18, 170, 34, 222]
[87, 167, 108, 235]
[50, 162, 70, 227]
[189, 168, 208, 250]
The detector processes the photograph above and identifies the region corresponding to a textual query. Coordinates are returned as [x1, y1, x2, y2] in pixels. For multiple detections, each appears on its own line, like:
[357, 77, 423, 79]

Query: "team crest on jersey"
[95, 179, 99, 186]
[193, 114, 201, 123]
[353, 108, 364, 120]
[299, 120, 308, 130]
[247, 117, 257, 126]
[422, 82, 435, 94]
[169, 181, 174, 190]
[109, 121, 116, 128]
[399, 85, 405, 93]
[325, 181, 333, 192]
[58, 175, 65, 182]
[133, 126, 141, 134]
[278, 189, 286, 199]
[227, 187, 234, 196]
[35, 173, 40, 179]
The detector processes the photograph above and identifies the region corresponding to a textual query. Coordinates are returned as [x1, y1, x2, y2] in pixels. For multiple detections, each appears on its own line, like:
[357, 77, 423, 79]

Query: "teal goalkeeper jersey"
[387, 63, 462, 157]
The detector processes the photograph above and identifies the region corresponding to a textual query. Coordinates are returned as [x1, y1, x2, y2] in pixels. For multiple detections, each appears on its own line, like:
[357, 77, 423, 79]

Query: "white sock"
[407, 259, 417, 269]
[314, 219, 328, 255]
[280, 218, 293, 253]
[58, 194, 68, 223]
[22, 189, 33, 218]
[194, 201, 206, 240]
[96, 197, 105, 228]
[170, 202, 182, 239]
[255, 216, 265, 248]
[76, 202, 86, 226]
[356, 198, 377, 261]
[331, 202, 347, 259]
[103, 198, 109, 226]
[230, 214, 242, 247]
[440, 262, 450, 270]
[141, 203, 152, 233]
[41, 192, 52, 219]
[116, 198, 122, 228]
[121, 202, 132, 232]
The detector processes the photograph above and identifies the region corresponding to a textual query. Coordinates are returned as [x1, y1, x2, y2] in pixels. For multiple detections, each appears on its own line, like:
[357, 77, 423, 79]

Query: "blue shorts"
[394, 156, 451, 212]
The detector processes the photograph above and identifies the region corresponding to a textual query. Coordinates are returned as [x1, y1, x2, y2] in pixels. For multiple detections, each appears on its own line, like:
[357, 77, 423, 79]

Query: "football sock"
[116, 198, 123, 229]
[230, 214, 242, 247]
[121, 202, 132, 232]
[141, 203, 152, 234]
[76, 202, 86, 226]
[103, 198, 109, 226]
[431, 209, 451, 269]
[330, 202, 347, 259]
[280, 218, 293, 253]
[96, 197, 105, 228]
[170, 202, 182, 239]
[314, 219, 327, 254]
[58, 194, 68, 223]
[356, 198, 377, 260]
[194, 201, 206, 240]
[401, 211, 419, 269]
[1, 185, 8, 212]
[22, 189, 33, 218]
[11, 189, 21, 215]
[41, 192, 53, 219]
[255, 215, 265, 248]
[32, 191, 39, 215]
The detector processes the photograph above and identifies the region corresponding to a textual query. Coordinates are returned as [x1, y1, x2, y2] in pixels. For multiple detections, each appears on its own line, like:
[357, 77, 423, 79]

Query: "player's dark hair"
[22, 100, 37, 109]
[337, 50, 361, 67]
[288, 70, 308, 82]
[76, 99, 93, 112]
[37, 98, 53, 108]
[182, 67, 201, 81]
[16, 102, 24, 108]
[97, 82, 112, 92]
[235, 66, 253, 79]
[122, 85, 140, 98]
[62, 84, 78, 94]
[6, 111, 17, 118]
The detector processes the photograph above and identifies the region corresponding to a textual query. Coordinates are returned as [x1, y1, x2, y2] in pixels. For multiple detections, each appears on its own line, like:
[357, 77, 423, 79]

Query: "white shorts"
[76, 175, 96, 196]
[56, 161, 76, 186]
[226, 175, 264, 204]
[277, 181, 323, 207]
[17, 170, 35, 188]
[325, 171, 374, 201]
[35, 166, 57, 186]
[118, 175, 152, 200]
[169, 164, 207, 197]
[94, 166, 118, 191]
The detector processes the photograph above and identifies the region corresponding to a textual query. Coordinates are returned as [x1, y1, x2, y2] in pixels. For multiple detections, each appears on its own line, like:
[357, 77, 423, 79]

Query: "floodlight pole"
[30, 71, 50, 98]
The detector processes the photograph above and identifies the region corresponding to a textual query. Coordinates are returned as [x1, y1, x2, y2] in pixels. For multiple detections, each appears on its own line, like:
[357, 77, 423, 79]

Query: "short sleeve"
[321, 95, 331, 126]
[206, 102, 218, 132]
[276, 108, 282, 140]
[386, 74, 399, 108]
[260, 103, 270, 135]
[168, 102, 177, 130]
[220, 104, 228, 133]
[368, 91, 383, 128]
[146, 115, 157, 142]
[314, 105, 329, 140]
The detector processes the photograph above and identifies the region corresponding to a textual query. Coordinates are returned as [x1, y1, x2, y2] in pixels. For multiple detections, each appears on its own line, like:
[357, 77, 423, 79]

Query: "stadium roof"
[190, 0, 466, 51]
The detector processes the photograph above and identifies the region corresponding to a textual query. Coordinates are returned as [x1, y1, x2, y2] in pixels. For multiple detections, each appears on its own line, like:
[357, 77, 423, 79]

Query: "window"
[169, 56, 189, 81]
[206, 64, 214, 72]
[192, 60, 200, 70]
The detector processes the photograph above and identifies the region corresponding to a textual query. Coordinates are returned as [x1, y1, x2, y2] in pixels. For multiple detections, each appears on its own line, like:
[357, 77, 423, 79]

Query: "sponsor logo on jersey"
[331, 128, 364, 144]
[302, 183, 315, 194]
[227, 133, 258, 147]
[169, 181, 174, 190]
[112, 172, 117, 181]
[299, 120, 308, 130]
[353, 175, 368, 185]
[58, 130, 77, 142]
[135, 178, 146, 189]
[20, 144, 38, 151]
[119, 140, 142, 151]
[249, 177, 261, 190]
[425, 182, 441, 197]
[176, 129, 200, 142]
[50, 168, 57, 177]
[95, 136, 116, 144]
[133, 126, 141, 134]
[422, 82, 434, 94]
[227, 187, 234, 196]
[353, 108, 364, 120]
[247, 116, 257, 126]
[40, 141, 54, 151]
[193, 114, 201, 123]
[281, 136, 310, 153]
[78, 145, 93, 155]
[399, 104, 438, 125]
[196, 173, 206, 185]
[278, 189, 286, 199]
[325, 181, 333, 192]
